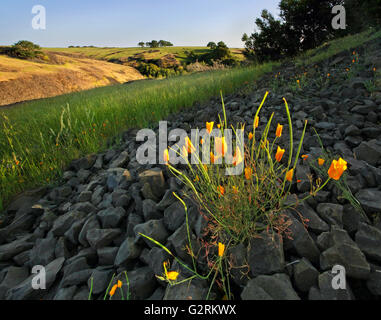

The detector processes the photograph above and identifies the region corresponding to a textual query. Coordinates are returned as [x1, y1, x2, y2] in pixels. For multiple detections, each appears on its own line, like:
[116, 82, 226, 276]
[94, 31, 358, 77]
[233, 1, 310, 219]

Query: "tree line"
[242, 0, 381, 63]
[138, 40, 174, 48]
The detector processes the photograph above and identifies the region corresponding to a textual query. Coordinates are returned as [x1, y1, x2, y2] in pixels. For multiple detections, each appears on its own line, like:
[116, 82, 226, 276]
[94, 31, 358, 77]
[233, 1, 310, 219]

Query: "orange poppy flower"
[206, 122, 214, 134]
[210, 152, 220, 164]
[318, 158, 325, 166]
[117, 280, 122, 288]
[286, 168, 294, 182]
[163, 149, 169, 164]
[218, 242, 225, 257]
[232, 146, 243, 166]
[328, 158, 347, 180]
[275, 146, 285, 162]
[245, 167, 253, 180]
[248, 132, 253, 140]
[109, 284, 118, 297]
[301, 154, 309, 161]
[217, 185, 225, 196]
[185, 137, 195, 154]
[254, 116, 259, 129]
[215, 137, 227, 156]
[276, 124, 283, 138]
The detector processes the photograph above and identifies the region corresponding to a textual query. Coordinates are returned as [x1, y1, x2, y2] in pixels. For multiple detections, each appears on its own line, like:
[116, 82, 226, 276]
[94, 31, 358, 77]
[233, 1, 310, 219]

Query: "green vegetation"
[3, 40, 43, 59]
[242, 0, 381, 62]
[297, 28, 381, 66]
[143, 40, 174, 48]
[186, 41, 239, 67]
[45, 46, 243, 65]
[0, 62, 277, 211]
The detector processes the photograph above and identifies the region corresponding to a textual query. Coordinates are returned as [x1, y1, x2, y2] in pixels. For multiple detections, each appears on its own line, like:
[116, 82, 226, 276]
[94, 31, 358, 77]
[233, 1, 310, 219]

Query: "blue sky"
[0, 0, 280, 48]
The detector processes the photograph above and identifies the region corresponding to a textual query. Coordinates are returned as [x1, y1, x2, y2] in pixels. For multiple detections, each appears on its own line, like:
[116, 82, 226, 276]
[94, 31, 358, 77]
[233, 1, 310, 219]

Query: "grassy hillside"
[45, 46, 246, 64]
[0, 52, 144, 106]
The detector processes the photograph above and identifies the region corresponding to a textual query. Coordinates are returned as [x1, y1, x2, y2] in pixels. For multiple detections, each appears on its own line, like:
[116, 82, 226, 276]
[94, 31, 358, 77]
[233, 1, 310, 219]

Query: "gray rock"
[163, 201, 186, 232]
[86, 229, 121, 249]
[55, 237, 71, 259]
[0, 266, 29, 299]
[284, 212, 320, 264]
[87, 268, 114, 295]
[293, 258, 319, 292]
[366, 266, 381, 296]
[345, 125, 361, 136]
[114, 237, 142, 266]
[316, 203, 343, 227]
[111, 190, 131, 208]
[64, 217, 87, 245]
[241, 273, 300, 300]
[29, 237, 57, 266]
[248, 231, 285, 277]
[63, 257, 90, 278]
[114, 267, 156, 300]
[297, 203, 329, 234]
[97, 247, 118, 266]
[342, 204, 370, 234]
[147, 247, 171, 276]
[309, 271, 354, 300]
[53, 286, 77, 300]
[97, 207, 126, 229]
[109, 151, 129, 168]
[228, 243, 249, 287]
[91, 186, 105, 206]
[355, 223, 381, 263]
[0, 237, 34, 262]
[62, 269, 93, 287]
[138, 168, 166, 199]
[134, 219, 169, 249]
[157, 190, 177, 211]
[126, 213, 144, 237]
[320, 226, 370, 279]
[355, 189, 381, 215]
[354, 140, 381, 166]
[78, 191, 92, 203]
[73, 286, 90, 300]
[13, 250, 31, 266]
[142, 199, 162, 221]
[78, 216, 101, 247]
[166, 223, 199, 265]
[147, 286, 165, 300]
[70, 154, 97, 171]
[51, 211, 87, 237]
[164, 277, 209, 300]
[70, 202, 97, 214]
[6, 257, 65, 300]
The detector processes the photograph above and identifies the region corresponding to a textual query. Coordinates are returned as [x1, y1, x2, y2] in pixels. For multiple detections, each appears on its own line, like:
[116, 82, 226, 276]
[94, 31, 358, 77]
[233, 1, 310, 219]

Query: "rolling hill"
[0, 51, 144, 106]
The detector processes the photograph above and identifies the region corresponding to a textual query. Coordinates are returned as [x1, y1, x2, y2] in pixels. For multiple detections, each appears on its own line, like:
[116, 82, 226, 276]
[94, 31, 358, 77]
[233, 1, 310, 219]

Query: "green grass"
[45, 46, 245, 63]
[296, 27, 381, 66]
[0, 63, 277, 211]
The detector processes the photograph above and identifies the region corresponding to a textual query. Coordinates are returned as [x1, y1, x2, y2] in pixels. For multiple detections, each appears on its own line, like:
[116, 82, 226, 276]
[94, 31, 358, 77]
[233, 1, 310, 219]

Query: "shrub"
[8, 40, 43, 59]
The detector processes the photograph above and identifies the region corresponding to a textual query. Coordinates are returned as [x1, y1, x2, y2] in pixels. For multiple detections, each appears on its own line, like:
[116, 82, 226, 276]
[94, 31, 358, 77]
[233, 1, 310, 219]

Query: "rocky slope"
[0, 37, 381, 300]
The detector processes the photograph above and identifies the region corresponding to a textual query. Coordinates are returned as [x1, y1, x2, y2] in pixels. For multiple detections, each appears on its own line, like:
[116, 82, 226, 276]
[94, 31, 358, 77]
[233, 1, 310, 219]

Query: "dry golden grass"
[0, 52, 144, 106]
